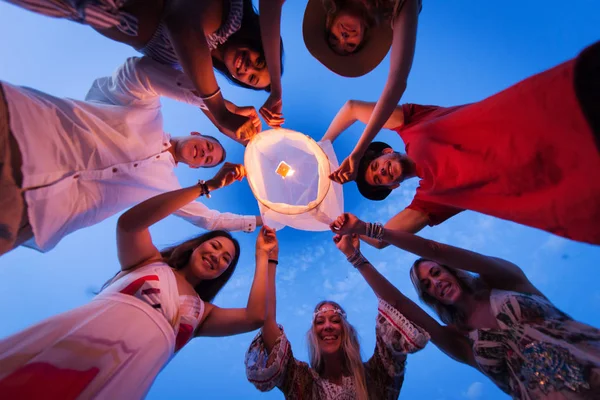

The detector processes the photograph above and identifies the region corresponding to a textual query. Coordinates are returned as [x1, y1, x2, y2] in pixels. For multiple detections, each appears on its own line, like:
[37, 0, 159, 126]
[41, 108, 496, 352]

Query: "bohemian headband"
[313, 306, 347, 321]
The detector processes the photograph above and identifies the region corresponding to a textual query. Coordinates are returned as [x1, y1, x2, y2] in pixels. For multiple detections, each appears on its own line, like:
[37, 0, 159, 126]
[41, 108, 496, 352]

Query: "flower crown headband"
[312, 305, 347, 321]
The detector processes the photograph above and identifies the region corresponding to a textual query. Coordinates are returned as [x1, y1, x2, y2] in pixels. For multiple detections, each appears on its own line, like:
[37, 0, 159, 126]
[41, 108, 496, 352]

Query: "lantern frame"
[244, 129, 332, 216]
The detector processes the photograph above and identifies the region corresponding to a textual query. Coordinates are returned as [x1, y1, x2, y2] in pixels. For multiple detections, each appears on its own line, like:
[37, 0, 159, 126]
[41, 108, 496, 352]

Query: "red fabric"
[396, 55, 600, 244]
[406, 196, 463, 226]
[0, 362, 99, 399]
[175, 323, 194, 352]
[119, 274, 159, 296]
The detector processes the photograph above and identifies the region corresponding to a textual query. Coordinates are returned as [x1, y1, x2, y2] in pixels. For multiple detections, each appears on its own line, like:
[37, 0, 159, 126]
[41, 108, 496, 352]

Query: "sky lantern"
[244, 129, 344, 231]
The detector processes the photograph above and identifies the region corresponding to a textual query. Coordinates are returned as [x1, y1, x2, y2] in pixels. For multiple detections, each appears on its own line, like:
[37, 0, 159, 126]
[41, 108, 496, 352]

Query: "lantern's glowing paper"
[244, 129, 344, 231]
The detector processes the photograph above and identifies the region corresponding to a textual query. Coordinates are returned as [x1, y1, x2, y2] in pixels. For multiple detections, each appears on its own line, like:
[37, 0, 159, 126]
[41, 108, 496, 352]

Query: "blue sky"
[0, 1, 599, 399]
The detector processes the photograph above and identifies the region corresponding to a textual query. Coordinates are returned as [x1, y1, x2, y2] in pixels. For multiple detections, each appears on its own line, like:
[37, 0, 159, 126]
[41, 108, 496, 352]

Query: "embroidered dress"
[469, 290, 600, 399]
[5, 0, 244, 67]
[245, 299, 430, 399]
[0, 262, 204, 399]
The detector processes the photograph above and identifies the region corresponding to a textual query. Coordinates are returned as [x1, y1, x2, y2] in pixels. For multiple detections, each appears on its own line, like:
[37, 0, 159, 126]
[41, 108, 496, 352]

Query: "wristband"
[346, 249, 368, 269]
[268, 259, 279, 265]
[365, 222, 384, 240]
[197, 180, 211, 198]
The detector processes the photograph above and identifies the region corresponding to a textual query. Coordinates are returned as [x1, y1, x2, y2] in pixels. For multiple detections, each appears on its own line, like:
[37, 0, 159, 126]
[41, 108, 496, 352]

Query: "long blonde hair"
[306, 301, 369, 400]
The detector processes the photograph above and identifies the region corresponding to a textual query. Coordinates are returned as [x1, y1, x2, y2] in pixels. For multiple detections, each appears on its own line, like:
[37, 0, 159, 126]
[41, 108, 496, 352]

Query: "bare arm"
[321, 100, 405, 144]
[331, 0, 419, 183]
[163, 0, 255, 142]
[163, 0, 226, 116]
[259, 0, 284, 97]
[196, 227, 278, 337]
[117, 185, 204, 271]
[261, 260, 281, 353]
[117, 163, 245, 270]
[196, 251, 270, 336]
[334, 235, 476, 366]
[380, 229, 541, 295]
[332, 213, 542, 295]
[361, 208, 429, 249]
[351, 0, 419, 156]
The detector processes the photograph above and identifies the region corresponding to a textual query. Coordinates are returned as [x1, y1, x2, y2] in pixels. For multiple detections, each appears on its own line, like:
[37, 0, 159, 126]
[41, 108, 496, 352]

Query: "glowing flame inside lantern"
[276, 161, 295, 178]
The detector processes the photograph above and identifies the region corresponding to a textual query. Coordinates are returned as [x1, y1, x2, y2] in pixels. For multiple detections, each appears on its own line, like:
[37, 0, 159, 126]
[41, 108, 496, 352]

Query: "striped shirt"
[6, 0, 245, 67]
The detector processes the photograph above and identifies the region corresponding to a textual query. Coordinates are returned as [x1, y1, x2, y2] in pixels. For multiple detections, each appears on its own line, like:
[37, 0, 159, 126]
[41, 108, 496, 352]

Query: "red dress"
[397, 52, 600, 244]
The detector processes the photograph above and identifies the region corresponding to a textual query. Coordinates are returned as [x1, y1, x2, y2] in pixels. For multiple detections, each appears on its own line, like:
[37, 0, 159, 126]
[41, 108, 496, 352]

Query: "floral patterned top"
[245, 298, 430, 400]
[469, 290, 600, 399]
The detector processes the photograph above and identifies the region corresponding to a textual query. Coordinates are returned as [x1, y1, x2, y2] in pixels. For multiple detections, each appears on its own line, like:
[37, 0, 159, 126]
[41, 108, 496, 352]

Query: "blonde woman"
[245, 234, 429, 399]
[331, 212, 600, 399]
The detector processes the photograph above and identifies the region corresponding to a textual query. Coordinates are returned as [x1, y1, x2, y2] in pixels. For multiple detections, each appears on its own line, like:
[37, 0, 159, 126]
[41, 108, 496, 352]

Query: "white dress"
[0, 262, 204, 399]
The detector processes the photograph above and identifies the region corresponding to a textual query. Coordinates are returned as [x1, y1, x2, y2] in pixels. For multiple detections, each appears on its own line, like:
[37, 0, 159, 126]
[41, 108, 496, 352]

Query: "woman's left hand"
[256, 226, 278, 255]
[333, 234, 359, 258]
[330, 212, 366, 235]
[260, 93, 285, 128]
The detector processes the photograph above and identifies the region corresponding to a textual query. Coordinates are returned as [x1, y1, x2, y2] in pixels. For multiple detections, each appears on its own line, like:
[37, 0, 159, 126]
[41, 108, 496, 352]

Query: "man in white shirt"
[0, 56, 260, 256]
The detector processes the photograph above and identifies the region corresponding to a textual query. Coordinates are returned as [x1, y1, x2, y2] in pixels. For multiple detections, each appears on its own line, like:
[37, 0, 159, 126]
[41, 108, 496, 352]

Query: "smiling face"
[364, 148, 404, 188]
[222, 46, 270, 89]
[415, 261, 463, 305]
[188, 236, 237, 281]
[313, 303, 345, 355]
[174, 132, 224, 168]
[327, 11, 367, 55]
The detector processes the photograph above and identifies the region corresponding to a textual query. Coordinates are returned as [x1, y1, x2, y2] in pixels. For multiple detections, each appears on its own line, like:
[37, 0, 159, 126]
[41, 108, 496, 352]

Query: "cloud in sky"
[463, 382, 484, 399]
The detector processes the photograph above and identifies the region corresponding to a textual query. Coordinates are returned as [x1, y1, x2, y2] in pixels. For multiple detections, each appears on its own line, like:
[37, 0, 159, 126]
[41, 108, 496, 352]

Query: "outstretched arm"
[321, 100, 405, 143]
[117, 163, 246, 270]
[360, 208, 429, 249]
[163, 0, 256, 143]
[261, 237, 281, 353]
[333, 234, 476, 366]
[331, 0, 419, 183]
[258, 0, 285, 128]
[332, 213, 542, 296]
[196, 227, 278, 337]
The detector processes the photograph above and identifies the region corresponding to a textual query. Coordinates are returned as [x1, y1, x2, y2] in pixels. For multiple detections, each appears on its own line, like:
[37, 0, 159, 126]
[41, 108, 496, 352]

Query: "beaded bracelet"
[197, 180, 211, 198]
[365, 222, 384, 241]
[346, 249, 369, 269]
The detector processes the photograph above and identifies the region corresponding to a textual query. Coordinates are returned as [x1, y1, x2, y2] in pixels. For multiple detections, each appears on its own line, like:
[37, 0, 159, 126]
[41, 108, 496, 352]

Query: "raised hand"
[259, 93, 284, 128]
[329, 153, 360, 184]
[218, 110, 258, 146]
[333, 234, 360, 258]
[208, 162, 246, 190]
[256, 226, 278, 256]
[329, 213, 366, 236]
[236, 105, 263, 133]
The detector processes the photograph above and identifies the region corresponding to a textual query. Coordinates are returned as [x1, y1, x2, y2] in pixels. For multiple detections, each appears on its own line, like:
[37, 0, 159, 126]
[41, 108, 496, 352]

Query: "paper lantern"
[244, 129, 344, 231]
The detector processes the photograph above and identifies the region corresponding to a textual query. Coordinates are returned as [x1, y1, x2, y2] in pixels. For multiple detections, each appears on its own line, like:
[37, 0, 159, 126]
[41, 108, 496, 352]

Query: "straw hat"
[302, 0, 392, 77]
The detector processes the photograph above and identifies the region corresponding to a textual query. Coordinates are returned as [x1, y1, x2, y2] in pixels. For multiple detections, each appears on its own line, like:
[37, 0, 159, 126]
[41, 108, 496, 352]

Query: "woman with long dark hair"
[245, 232, 429, 399]
[331, 212, 600, 399]
[4, 0, 285, 144]
[0, 167, 279, 398]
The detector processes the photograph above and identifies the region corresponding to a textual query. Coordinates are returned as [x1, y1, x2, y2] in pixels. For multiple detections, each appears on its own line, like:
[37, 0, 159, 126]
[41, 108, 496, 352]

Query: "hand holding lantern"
[207, 162, 246, 191]
[330, 213, 366, 236]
